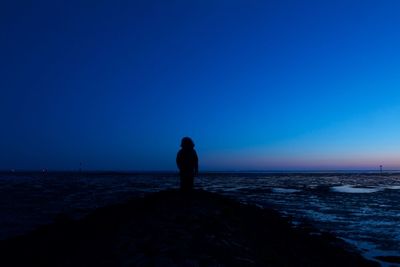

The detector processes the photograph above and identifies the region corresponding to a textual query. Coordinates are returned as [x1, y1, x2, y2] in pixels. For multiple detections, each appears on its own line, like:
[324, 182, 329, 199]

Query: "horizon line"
[1, 169, 399, 174]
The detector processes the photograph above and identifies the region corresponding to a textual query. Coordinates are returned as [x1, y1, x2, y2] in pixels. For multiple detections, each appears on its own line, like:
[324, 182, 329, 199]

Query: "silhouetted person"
[176, 137, 198, 191]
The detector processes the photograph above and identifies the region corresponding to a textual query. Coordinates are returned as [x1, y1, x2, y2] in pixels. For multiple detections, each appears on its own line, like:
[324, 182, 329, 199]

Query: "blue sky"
[1, 1, 400, 171]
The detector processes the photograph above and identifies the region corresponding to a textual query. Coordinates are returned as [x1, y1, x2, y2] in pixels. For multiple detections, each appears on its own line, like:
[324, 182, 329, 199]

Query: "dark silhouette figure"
[176, 137, 198, 191]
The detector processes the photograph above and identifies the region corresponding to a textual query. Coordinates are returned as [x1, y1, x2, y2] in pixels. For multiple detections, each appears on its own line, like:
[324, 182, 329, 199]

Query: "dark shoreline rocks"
[0, 190, 379, 266]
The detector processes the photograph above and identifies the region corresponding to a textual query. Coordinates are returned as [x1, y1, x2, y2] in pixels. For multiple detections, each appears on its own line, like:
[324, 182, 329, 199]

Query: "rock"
[0, 190, 379, 267]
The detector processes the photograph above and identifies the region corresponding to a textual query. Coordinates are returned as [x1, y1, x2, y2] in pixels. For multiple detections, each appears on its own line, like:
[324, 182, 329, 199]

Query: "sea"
[0, 172, 399, 265]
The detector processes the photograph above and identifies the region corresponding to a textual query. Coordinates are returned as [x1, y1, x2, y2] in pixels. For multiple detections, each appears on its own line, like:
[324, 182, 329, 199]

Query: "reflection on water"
[331, 185, 383, 193]
[0, 172, 399, 262]
[272, 188, 301, 193]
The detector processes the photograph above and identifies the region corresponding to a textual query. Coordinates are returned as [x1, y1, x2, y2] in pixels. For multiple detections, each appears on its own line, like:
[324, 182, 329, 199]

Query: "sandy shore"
[0, 190, 379, 266]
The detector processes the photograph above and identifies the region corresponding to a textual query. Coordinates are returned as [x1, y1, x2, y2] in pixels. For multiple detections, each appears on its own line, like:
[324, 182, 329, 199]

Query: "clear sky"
[1, 1, 400, 171]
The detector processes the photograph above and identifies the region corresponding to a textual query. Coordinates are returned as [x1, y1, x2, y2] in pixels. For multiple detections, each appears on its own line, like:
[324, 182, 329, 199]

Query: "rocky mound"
[0, 190, 379, 266]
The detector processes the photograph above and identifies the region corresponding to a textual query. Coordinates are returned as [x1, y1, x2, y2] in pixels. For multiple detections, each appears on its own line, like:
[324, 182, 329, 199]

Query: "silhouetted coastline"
[0, 189, 380, 267]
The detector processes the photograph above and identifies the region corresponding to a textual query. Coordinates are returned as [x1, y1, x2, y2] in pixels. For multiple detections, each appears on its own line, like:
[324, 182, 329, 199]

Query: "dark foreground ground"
[0, 190, 379, 267]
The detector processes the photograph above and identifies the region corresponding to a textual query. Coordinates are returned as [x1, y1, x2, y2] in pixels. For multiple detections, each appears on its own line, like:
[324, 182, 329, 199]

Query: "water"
[0, 172, 399, 264]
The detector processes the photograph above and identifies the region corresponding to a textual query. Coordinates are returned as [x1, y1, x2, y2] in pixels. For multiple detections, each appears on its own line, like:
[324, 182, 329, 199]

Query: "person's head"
[180, 137, 195, 149]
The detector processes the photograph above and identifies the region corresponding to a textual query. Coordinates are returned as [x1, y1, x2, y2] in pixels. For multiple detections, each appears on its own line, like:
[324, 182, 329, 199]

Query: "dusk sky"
[1, 1, 400, 171]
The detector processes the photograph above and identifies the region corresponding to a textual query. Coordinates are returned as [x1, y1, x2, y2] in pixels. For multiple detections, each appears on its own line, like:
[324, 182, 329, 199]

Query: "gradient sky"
[1, 1, 400, 171]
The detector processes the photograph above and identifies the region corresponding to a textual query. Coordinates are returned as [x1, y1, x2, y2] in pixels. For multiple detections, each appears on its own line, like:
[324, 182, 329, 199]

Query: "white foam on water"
[386, 185, 400, 190]
[331, 185, 382, 193]
[272, 188, 301, 193]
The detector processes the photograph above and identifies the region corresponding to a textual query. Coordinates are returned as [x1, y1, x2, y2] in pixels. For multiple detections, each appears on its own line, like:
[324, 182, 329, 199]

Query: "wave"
[272, 188, 301, 193]
[331, 184, 400, 193]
